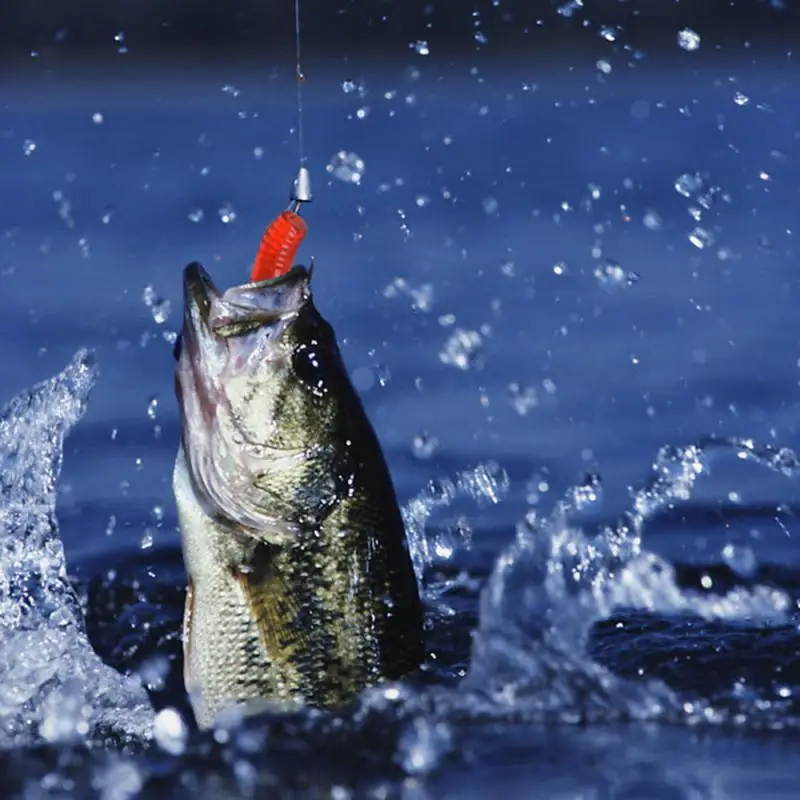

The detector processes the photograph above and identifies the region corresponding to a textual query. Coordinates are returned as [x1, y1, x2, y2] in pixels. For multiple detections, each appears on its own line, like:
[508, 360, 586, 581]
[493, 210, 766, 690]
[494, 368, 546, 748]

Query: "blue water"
[3, 51, 800, 797]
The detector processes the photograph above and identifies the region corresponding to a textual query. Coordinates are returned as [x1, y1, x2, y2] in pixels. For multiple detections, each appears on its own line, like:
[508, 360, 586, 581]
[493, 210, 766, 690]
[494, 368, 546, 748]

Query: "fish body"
[173, 262, 424, 728]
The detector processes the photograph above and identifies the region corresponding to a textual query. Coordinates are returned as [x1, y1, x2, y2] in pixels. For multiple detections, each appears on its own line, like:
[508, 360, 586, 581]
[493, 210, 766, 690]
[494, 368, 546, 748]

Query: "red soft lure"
[250, 210, 308, 283]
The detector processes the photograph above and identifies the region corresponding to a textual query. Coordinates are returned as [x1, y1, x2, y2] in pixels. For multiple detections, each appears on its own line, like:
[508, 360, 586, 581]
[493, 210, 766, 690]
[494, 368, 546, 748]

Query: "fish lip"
[209, 265, 312, 334]
[181, 262, 312, 342]
[247, 263, 312, 291]
[183, 262, 221, 331]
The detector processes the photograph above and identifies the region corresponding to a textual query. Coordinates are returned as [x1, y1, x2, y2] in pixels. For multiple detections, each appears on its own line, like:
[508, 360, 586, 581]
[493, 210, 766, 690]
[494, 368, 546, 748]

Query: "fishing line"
[294, 0, 306, 167]
[248, 0, 311, 283]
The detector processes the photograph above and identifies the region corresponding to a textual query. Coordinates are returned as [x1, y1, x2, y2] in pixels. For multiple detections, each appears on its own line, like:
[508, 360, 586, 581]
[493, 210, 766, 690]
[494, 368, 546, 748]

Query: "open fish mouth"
[183, 262, 311, 338]
[175, 262, 312, 366]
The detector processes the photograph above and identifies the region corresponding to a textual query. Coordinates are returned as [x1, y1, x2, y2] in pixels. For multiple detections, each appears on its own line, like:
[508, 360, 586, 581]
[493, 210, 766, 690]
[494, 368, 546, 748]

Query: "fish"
[172, 261, 425, 729]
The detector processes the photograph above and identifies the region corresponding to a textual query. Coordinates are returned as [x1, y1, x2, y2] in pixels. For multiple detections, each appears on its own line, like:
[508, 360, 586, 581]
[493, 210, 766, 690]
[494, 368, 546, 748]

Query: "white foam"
[0, 351, 153, 748]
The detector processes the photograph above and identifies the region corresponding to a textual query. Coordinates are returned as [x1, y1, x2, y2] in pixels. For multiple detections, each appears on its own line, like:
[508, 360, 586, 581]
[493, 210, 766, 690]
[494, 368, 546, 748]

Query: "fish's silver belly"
[184, 567, 276, 728]
[174, 447, 279, 727]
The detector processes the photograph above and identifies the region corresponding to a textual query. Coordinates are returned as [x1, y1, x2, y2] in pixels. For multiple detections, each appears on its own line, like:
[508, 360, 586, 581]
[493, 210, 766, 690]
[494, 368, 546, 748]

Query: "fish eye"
[173, 333, 183, 361]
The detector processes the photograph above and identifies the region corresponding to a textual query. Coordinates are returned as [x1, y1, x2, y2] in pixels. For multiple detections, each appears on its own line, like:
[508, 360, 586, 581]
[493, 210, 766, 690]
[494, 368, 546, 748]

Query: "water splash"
[2, 354, 800, 774]
[0, 351, 153, 748]
[402, 461, 509, 590]
[462, 436, 795, 723]
[327, 151, 366, 185]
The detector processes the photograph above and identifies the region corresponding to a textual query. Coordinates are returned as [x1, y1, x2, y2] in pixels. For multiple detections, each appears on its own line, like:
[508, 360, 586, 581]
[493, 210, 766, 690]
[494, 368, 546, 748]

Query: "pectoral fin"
[231, 547, 306, 671]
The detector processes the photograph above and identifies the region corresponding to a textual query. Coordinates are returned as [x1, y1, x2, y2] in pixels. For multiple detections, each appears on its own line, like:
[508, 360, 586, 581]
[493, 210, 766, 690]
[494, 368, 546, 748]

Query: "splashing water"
[677, 28, 701, 52]
[0, 351, 153, 748]
[402, 461, 510, 590]
[438, 328, 484, 370]
[461, 437, 794, 724]
[0, 354, 799, 778]
[326, 151, 366, 184]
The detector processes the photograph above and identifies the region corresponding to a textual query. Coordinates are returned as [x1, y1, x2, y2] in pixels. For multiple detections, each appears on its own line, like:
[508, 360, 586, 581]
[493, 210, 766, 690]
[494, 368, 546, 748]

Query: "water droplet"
[597, 59, 612, 75]
[355, 106, 370, 120]
[253, 146, 264, 160]
[326, 151, 366, 185]
[142, 285, 171, 325]
[570, 473, 603, 512]
[52, 190, 74, 229]
[688, 227, 715, 249]
[525, 468, 551, 505]
[114, 31, 128, 54]
[398, 717, 452, 776]
[411, 40, 430, 56]
[23, 139, 36, 155]
[146, 396, 159, 420]
[483, 196, 499, 215]
[92, 112, 104, 124]
[218, 203, 237, 224]
[594, 259, 639, 290]
[643, 210, 662, 230]
[721, 543, 758, 579]
[674, 172, 703, 198]
[677, 28, 701, 51]
[188, 207, 204, 223]
[138, 655, 169, 692]
[412, 432, 439, 459]
[154, 707, 188, 756]
[341, 78, 367, 98]
[101, 207, 113, 224]
[383, 277, 434, 311]
[439, 329, 483, 370]
[495, 260, 513, 278]
[599, 25, 618, 42]
[733, 91, 750, 106]
[221, 84, 240, 97]
[508, 382, 538, 415]
[557, 0, 584, 18]
[474, 31, 488, 45]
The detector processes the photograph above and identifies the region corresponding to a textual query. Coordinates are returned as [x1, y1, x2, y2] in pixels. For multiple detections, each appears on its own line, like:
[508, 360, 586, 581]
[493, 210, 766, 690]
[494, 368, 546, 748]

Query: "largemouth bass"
[172, 262, 424, 728]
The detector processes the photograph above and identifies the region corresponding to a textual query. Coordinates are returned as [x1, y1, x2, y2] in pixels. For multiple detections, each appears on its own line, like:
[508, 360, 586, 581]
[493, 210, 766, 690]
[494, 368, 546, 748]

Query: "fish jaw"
[174, 263, 313, 543]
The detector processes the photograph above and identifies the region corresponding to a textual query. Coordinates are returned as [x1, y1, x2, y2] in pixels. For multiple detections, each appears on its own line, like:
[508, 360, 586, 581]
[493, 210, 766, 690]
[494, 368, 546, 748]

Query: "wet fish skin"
[173, 262, 424, 728]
